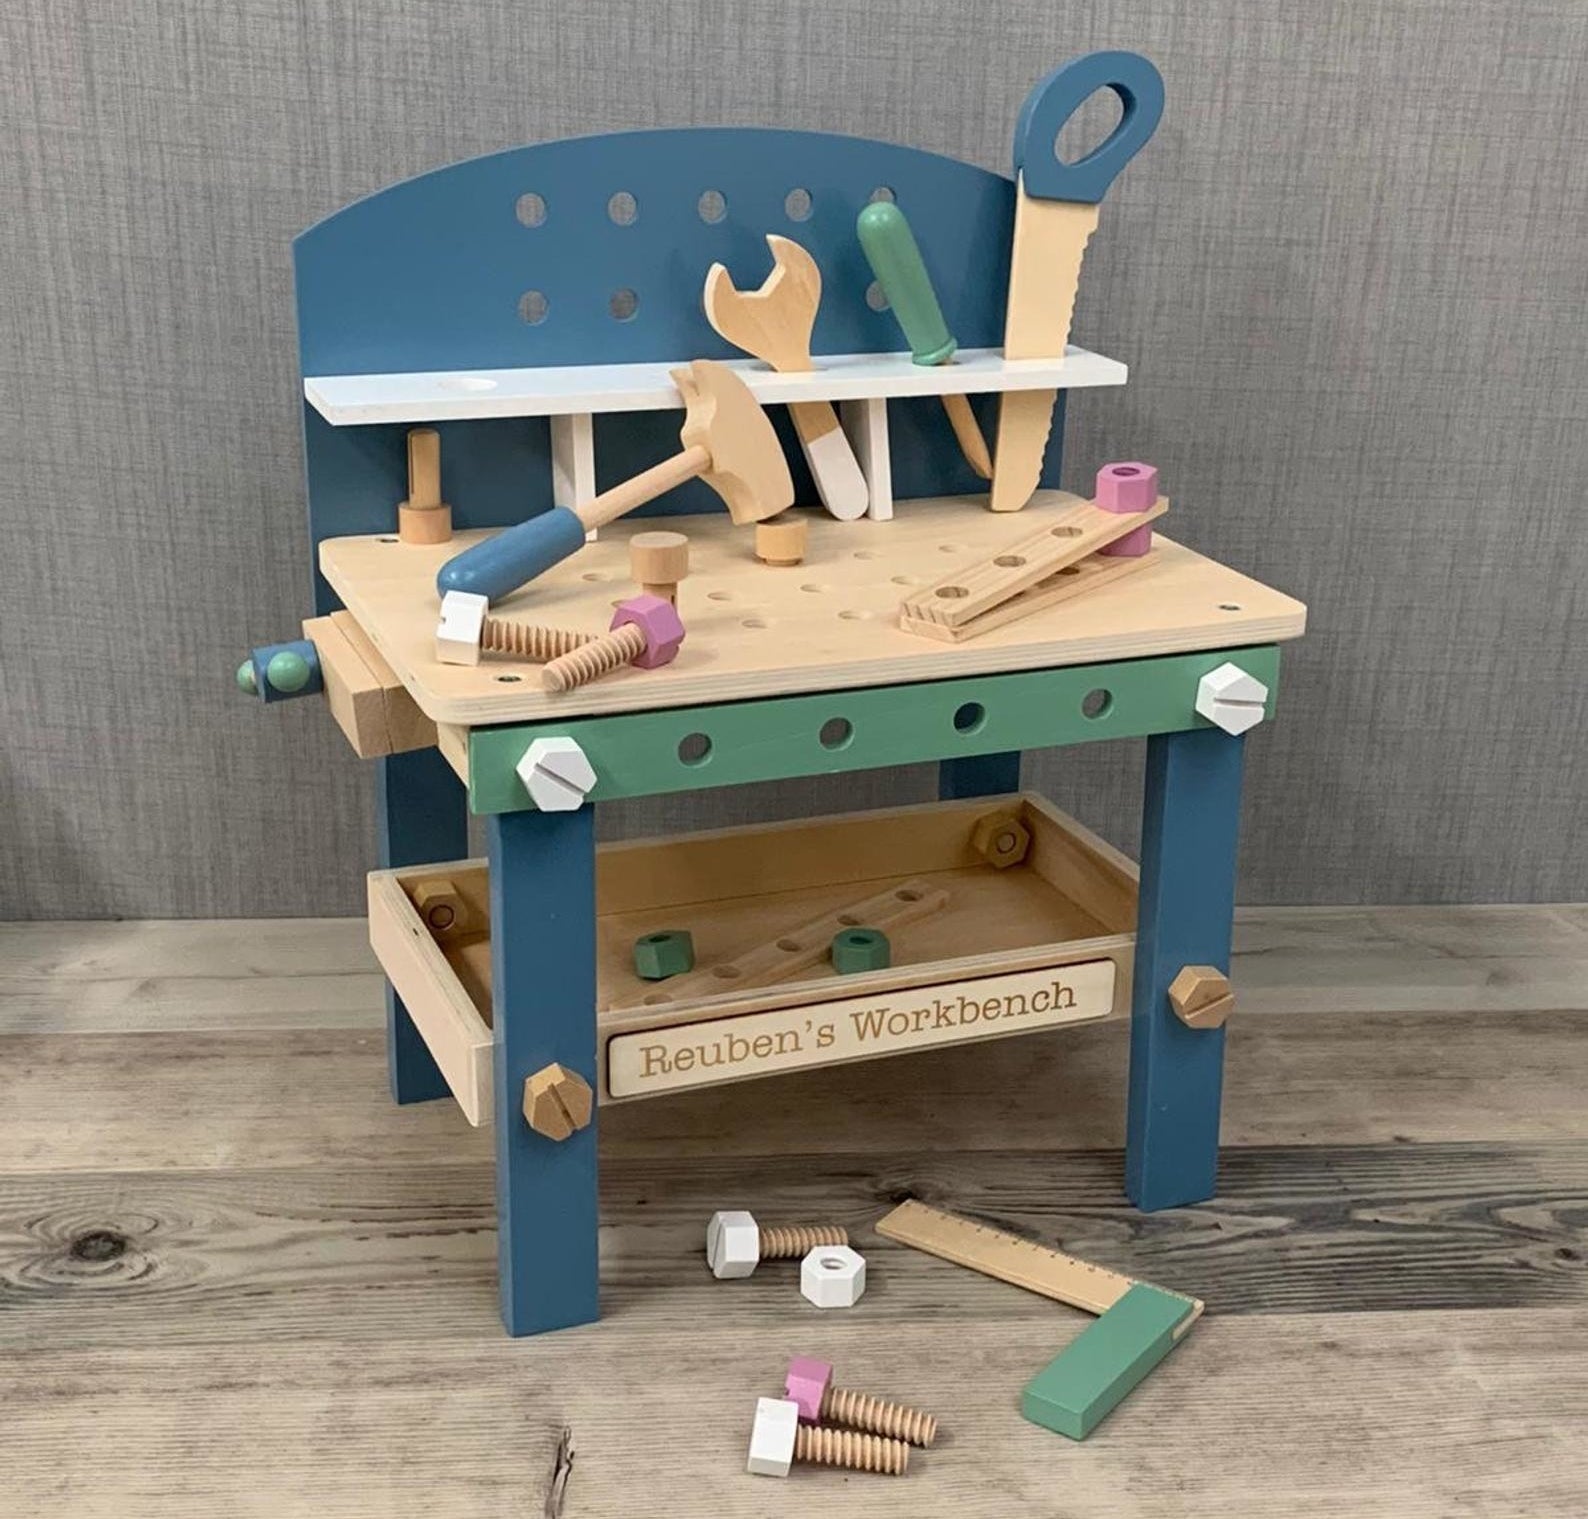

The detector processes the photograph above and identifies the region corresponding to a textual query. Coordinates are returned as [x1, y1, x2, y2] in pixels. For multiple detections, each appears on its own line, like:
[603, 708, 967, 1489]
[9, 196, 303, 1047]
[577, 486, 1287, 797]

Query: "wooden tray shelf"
[367, 792, 1138, 1125]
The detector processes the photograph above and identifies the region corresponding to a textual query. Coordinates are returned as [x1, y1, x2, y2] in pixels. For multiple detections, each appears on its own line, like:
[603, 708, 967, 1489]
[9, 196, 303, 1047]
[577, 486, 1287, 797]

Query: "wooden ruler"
[876, 1199, 1201, 1325]
[898, 495, 1168, 635]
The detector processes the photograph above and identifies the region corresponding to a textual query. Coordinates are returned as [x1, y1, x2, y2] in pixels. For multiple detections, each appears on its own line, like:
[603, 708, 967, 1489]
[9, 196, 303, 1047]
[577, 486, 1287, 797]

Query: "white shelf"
[304, 345, 1127, 426]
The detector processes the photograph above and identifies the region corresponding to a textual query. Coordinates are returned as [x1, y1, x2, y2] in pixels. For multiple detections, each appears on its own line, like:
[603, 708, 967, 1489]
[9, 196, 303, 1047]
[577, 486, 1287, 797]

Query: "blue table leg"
[487, 806, 600, 1337]
[939, 751, 1021, 799]
[377, 748, 469, 1105]
[1125, 728, 1245, 1211]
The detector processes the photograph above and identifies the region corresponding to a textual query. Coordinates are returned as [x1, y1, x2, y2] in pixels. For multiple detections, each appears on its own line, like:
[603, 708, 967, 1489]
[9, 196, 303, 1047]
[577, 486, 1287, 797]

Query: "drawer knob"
[522, 1063, 595, 1141]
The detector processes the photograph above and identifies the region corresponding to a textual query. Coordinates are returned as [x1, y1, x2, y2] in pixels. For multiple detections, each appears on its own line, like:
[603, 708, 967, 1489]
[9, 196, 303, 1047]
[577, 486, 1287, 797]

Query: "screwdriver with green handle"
[856, 201, 993, 480]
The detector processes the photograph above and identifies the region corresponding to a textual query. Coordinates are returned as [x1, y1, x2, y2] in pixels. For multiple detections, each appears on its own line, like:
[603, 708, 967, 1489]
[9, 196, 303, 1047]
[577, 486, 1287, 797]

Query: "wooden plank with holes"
[899, 495, 1168, 633]
[900, 549, 1155, 643]
[645, 877, 951, 1004]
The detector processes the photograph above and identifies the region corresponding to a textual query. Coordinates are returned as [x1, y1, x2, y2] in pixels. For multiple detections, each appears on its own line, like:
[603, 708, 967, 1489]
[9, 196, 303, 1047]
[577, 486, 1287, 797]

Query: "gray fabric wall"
[2, 0, 1584, 920]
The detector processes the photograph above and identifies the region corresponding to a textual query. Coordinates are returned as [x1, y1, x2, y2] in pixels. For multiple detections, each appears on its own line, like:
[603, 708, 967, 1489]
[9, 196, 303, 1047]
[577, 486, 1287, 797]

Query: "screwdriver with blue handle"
[856, 201, 993, 480]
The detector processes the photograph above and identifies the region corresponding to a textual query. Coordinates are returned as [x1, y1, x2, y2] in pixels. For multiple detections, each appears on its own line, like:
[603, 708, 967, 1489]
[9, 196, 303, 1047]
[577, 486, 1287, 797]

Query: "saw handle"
[1013, 51, 1164, 204]
[856, 201, 956, 366]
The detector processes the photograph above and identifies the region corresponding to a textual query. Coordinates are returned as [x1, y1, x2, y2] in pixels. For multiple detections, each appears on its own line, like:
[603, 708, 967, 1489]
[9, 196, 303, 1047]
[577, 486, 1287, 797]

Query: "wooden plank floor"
[1, 905, 1585, 1517]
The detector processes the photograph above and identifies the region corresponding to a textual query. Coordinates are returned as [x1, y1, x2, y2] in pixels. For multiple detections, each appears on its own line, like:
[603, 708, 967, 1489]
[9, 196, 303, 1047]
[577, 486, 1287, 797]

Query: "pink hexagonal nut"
[610, 593, 686, 669]
[1095, 461, 1159, 558]
[784, 1356, 833, 1423]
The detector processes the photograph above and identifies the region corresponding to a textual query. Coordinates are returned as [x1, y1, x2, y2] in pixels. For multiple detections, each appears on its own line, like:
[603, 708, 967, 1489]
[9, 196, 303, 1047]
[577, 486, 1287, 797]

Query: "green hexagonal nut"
[830, 927, 890, 974]
[265, 649, 313, 694]
[633, 929, 695, 981]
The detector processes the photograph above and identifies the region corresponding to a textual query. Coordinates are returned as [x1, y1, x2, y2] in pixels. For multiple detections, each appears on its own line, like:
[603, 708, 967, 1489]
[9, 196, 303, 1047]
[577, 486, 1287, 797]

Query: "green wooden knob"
[236, 660, 258, 695]
[634, 929, 695, 981]
[831, 927, 891, 974]
[856, 201, 956, 366]
[265, 649, 312, 693]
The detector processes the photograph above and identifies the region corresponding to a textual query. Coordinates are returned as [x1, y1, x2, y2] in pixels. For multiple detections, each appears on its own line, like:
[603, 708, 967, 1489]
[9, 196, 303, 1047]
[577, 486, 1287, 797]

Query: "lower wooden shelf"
[367, 792, 1138, 1125]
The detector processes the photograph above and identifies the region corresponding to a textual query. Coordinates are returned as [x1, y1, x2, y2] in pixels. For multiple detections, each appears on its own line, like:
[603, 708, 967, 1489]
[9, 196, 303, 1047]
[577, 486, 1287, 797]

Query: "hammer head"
[671, 359, 793, 526]
[703, 234, 821, 373]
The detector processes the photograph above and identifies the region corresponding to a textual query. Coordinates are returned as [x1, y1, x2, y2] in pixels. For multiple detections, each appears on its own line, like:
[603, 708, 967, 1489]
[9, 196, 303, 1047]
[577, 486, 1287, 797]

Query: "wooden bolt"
[748, 1397, 909, 1478]
[706, 1210, 848, 1278]
[785, 1357, 938, 1447]
[435, 590, 595, 666]
[755, 513, 808, 566]
[1168, 965, 1235, 1029]
[542, 595, 685, 692]
[398, 428, 453, 544]
[522, 1062, 594, 1141]
[970, 809, 1031, 869]
[629, 530, 690, 605]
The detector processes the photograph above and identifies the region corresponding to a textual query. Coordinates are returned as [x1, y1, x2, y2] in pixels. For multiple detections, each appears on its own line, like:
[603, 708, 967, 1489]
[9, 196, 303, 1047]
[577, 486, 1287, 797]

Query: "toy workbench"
[241, 53, 1307, 1338]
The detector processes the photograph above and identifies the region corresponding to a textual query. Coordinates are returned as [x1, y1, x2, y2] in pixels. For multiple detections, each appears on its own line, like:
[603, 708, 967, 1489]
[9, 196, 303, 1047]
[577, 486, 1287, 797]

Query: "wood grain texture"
[1, 905, 1587, 1512]
[319, 499, 1304, 723]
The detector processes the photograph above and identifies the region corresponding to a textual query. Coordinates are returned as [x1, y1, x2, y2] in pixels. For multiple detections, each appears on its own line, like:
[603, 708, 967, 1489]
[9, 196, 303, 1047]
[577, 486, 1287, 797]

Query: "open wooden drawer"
[366, 793, 1138, 1125]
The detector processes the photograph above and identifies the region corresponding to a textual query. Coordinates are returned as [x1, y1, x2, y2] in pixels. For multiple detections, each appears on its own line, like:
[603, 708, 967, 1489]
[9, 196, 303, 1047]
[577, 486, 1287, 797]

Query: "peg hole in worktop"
[1051, 526, 1081, 538]
[706, 590, 733, 601]
[799, 583, 827, 594]
[994, 554, 1027, 568]
[935, 585, 969, 600]
[517, 290, 549, 325]
[1059, 566, 1080, 576]
[852, 549, 879, 560]
[837, 913, 861, 926]
[609, 288, 639, 321]
[1219, 603, 1243, 612]
[697, 188, 727, 223]
[377, 537, 398, 544]
[864, 281, 889, 312]
[642, 993, 672, 1005]
[607, 190, 638, 225]
[890, 574, 918, 586]
[581, 571, 606, 581]
[742, 618, 768, 629]
[937, 542, 965, 553]
[514, 192, 547, 227]
[895, 888, 923, 902]
[495, 674, 522, 683]
[784, 186, 813, 221]
[712, 964, 742, 980]
[677, 732, 713, 766]
[777, 938, 802, 952]
[837, 609, 866, 620]
[1081, 688, 1113, 719]
[819, 717, 853, 749]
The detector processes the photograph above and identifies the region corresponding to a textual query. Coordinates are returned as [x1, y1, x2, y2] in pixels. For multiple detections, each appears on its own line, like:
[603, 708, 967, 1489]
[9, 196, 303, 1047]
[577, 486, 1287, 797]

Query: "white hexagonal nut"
[746, 1396, 800, 1477]
[1195, 661, 1269, 736]
[515, 736, 597, 811]
[435, 590, 489, 666]
[800, 1243, 866, 1308]
[706, 1209, 760, 1279]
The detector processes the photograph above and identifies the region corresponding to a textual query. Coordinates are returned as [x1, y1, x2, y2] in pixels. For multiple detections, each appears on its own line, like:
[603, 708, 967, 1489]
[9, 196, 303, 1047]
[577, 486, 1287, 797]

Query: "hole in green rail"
[1081, 688, 1113, 719]
[818, 717, 853, 750]
[953, 701, 986, 734]
[678, 732, 712, 766]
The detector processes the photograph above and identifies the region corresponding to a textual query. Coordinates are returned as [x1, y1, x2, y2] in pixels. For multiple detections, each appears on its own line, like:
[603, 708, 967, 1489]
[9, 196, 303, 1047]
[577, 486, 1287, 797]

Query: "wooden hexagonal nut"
[522, 1062, 594, 1141]
[412, 877, 471, 939]
[970, 810, 1031, 869]
[1168, 965, 1235, 1029]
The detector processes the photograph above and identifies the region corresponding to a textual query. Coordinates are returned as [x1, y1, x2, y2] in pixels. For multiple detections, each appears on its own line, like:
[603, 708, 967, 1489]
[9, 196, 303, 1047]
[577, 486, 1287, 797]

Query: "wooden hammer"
[437, 360, 793, 603]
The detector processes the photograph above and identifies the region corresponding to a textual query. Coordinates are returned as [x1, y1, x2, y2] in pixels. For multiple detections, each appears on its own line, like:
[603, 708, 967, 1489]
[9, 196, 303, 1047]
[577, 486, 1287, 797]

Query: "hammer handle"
[576, 446, 709, 532]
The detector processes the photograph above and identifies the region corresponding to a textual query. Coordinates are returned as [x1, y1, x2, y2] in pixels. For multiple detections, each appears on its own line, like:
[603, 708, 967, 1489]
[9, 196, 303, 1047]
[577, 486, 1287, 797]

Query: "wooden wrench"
[704, 235, 870, 521]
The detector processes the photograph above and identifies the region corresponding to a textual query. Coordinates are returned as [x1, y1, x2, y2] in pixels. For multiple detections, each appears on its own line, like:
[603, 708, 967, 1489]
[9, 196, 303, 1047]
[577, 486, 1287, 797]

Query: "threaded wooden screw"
[820, 1386, 937, 1447]
[759, 1224, 848, 1260]
[479, 618, 594, 662]
[794, 1425, 909, 1476]
[542, 623, 648, 692]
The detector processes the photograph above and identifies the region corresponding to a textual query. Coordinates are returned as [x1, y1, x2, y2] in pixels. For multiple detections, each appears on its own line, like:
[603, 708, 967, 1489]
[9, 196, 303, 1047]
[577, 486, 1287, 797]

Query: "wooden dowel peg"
[398, 428, 453, 544]
[628, 530, 690, 604]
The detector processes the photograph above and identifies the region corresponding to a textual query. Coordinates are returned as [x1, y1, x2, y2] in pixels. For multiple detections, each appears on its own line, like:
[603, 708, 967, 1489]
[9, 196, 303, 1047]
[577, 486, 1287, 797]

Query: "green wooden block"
[1020, 1284, 1195, 1440]
[632, 929, 695, 981]
[831, 927, 890, 973]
